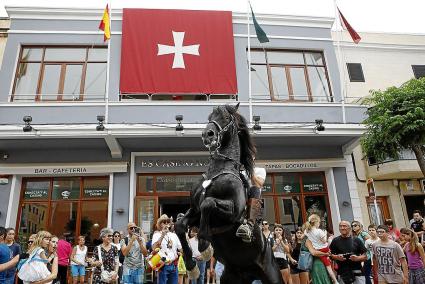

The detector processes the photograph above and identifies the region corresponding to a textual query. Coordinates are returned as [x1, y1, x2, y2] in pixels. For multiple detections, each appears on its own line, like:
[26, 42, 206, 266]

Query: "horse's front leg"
[199, 197, 235, 241]
[174, 208, 197, 271]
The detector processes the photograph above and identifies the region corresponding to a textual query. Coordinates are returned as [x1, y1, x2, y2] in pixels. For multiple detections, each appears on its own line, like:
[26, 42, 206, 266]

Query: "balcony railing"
[368, 149, 419, 166]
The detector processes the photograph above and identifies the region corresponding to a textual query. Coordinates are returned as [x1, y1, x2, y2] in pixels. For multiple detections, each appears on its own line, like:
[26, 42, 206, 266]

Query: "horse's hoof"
[187, 265, 200, 280]
[200, 244, 214, 261]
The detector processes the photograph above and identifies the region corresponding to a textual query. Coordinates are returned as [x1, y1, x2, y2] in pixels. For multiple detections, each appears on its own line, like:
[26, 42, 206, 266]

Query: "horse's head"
[202, 104, 238, 151]
[202, 104, 256, 178]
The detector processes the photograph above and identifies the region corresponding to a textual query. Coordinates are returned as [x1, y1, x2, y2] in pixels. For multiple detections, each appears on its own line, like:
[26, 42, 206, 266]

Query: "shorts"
[318, 247, 332, 266]
[275, 257, 288, 270]
[290, 265, 306, 274]
[71, 265, 86, 277]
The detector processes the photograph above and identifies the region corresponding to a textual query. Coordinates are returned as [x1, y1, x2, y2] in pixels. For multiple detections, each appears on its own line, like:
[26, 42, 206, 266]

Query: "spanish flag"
[99, 4, 111, 41]
[337, 7, 361, 44]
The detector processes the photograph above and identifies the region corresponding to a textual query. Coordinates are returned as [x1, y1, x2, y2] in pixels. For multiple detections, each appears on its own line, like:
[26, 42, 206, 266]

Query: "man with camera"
[121, 222, 148, 284]
[329, 220, 368, 284]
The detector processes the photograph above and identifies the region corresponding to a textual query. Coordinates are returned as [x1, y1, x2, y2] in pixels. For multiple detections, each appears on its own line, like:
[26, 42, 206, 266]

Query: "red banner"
[120, 9, 238, 94]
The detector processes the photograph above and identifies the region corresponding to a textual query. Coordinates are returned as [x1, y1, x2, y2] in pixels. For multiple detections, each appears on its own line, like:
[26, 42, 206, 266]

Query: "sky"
[0, 0, 424, 34]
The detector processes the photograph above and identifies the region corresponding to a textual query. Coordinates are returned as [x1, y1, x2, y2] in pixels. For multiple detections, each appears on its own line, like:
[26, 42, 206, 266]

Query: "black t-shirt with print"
[411, 219, 424, 233]
[329, 235, 367, 274]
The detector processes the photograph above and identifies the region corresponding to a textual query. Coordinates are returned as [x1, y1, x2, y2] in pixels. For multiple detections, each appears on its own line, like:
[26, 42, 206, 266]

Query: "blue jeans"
[191, 259, 206, 284]
[122, 266, 144, 284]
[158, 264, 178, 284]
[3, 276, 15, 284]
[363, 259, 372, 284]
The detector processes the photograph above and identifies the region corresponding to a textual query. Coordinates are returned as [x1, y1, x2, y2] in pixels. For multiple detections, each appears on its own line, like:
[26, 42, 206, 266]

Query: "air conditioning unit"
[420, 179, 425, 192]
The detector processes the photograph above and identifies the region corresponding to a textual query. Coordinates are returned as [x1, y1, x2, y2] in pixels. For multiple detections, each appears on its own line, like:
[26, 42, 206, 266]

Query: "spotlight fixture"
[253, 115, 261, 131]
[23, 116, 33, 132]
[175, 115, 184, 132]
[96, 115, 105, 131]
[314, 119, 325, 132]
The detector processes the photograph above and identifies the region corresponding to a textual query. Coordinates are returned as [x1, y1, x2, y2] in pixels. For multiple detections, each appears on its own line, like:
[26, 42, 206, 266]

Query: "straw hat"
[156, 214, 171, 228]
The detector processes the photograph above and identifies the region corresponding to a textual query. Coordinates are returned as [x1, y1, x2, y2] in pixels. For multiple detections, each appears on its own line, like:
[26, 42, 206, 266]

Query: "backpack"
[119, 237, 128, 264]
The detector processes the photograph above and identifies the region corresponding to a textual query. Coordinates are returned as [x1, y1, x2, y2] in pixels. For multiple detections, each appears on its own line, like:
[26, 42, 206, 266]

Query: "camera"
[343, 253, 353, 260]
[132, 227, 141, 235]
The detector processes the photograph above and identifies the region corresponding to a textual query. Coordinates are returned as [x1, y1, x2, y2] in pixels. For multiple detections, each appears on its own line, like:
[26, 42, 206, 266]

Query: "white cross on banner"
[158, 31, 200, 69]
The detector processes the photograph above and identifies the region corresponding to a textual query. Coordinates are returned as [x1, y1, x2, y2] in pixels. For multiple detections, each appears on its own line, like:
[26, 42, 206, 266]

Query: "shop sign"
[140, 159, 209, 169]
[34, 168, 88, 175]
[83, 188, 109, 198]
[24, 188, 48, 199]
[0, 163, 127, 175]
[259, 159, 346, 171]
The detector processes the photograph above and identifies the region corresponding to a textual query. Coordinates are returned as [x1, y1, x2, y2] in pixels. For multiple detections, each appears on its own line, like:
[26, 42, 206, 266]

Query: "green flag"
[250, 4, 269, 43]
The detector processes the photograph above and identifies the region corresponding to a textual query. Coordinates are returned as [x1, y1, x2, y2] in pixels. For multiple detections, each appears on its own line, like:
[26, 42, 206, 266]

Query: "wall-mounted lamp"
[175, 115, 184, 133]
[253, 116, 261, 131]
[115, 208, 125, 214]
[1, 153, 9, 160]
[314, 119, 325, 132]
[23, 116, 33, 132]
[96, 115, 105, 131]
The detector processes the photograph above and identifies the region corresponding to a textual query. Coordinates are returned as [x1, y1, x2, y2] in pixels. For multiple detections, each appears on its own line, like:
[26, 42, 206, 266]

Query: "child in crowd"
[304, 214, 337, 284]
[400, 228, 425, 284]
[365, 224, 379, 284]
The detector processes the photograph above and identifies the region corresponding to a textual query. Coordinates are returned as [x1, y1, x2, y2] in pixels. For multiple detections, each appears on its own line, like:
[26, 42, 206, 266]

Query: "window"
[347, 63, 365, 82]
[18, 177, 109, 250]
[262, 172, 331, 231]
[250, 49, 333, 102]
[412, 65, 425, 79]
[12, 46, 107, 101]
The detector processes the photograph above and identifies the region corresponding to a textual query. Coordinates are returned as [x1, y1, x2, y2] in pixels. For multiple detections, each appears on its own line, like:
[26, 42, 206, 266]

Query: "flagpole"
[105, 1, 112, 124]
[247, 0, 252, 125]
[333, 0, 346, 124]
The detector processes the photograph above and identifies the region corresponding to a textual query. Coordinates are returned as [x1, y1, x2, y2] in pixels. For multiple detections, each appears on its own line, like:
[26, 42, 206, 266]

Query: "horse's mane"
[225, 105, 256, 178]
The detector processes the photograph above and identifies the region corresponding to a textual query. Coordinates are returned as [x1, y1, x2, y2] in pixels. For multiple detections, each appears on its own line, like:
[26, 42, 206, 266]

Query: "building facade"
[333, 30, 425, 228]
[0, 6, 366, 247]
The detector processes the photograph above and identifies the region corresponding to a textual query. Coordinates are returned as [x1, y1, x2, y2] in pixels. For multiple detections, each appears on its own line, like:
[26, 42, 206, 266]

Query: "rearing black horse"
[175, 104, 283, 284]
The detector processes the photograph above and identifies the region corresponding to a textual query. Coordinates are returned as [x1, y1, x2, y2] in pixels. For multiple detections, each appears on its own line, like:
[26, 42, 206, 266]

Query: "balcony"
[368, 149, 423, 179]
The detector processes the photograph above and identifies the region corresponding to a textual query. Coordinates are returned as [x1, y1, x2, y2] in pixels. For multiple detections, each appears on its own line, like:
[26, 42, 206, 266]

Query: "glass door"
[135, 196, 158, 240]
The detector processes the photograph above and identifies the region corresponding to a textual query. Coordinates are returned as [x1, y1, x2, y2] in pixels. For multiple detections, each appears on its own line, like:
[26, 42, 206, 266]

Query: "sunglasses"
[114, 235, 120, 237]
[262, 223, 268, 225]
[129, 227, 136, 230]
[27, 241, 33, 244]
[107, 234, 114, 238]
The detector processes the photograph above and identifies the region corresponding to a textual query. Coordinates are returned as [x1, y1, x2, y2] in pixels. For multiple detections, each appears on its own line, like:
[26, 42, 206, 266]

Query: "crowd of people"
[0, 209, 424, 284]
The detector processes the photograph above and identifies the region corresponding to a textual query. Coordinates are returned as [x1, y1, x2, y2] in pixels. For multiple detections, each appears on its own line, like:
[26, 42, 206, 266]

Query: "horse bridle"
[207, 114, 235, 152]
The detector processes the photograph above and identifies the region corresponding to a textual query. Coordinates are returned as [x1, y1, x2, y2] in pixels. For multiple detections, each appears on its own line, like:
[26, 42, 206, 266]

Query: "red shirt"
[57, 239, 72, 266]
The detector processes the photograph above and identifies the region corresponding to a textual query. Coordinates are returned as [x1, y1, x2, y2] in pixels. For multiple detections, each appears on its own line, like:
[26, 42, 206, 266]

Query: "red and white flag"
[120, 9, 238, 94]
[338, 7, 361, 44]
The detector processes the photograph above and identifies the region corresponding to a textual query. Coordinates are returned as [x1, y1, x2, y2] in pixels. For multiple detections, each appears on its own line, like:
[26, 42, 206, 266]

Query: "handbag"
[17, 248, 52, 284]
[97, 245, 117, 283]
[297, 250, 313, 271]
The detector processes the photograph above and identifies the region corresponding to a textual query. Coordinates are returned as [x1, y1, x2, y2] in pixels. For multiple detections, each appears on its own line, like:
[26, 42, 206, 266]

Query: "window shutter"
[412, 65, 425, 79]
[346, 63, 365, 82]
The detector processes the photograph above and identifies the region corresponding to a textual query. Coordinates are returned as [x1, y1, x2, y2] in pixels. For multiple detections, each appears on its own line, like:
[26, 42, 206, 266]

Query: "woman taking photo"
[289, 227, 309, 284]
[272, 224, 292, 284]
[91, 228, 119, 284]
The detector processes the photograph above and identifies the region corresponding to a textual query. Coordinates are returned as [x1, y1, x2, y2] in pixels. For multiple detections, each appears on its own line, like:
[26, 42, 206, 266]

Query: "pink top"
[57, 239, 72, 266]
[405, 243, 424, 270]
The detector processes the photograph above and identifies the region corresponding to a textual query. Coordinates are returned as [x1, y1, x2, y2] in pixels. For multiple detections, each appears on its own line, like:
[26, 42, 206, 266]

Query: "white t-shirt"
[189, 237, 201, 258]
[152, 231, 182, 262]
[304, 227, 328, 249]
